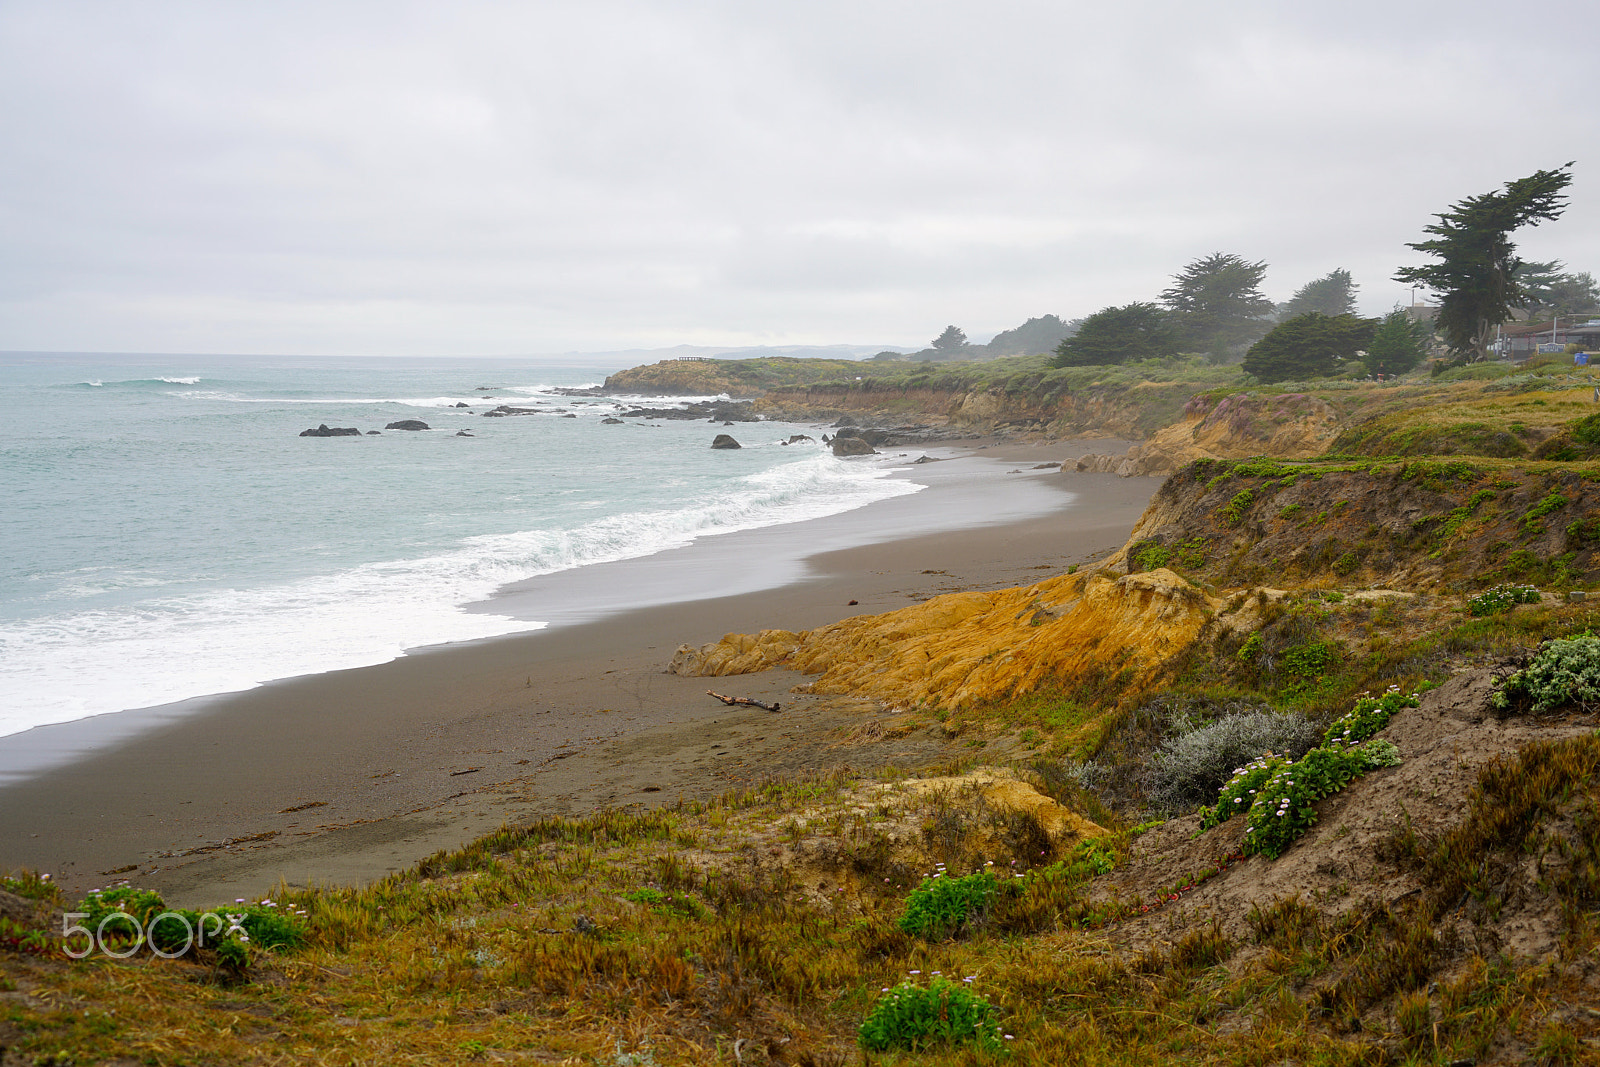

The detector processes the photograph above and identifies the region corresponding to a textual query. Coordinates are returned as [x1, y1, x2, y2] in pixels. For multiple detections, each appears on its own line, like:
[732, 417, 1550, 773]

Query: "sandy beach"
[0, 441, 1156, 907]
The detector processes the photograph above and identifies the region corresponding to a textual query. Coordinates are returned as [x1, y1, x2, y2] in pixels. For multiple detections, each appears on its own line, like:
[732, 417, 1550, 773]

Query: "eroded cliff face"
[1070, 392, 1348, 476]
[669, 569, 1219, 710]
[1103, 458, 1600, 590]
[756, 382, 1194, 440]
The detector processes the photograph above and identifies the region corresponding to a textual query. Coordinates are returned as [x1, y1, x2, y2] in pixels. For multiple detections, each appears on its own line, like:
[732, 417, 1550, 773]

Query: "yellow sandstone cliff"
[670, 568, 1218, 710]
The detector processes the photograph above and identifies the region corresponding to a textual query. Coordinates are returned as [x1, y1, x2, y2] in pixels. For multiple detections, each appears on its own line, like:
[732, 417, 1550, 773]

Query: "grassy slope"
[8, 359, 1600, 1064]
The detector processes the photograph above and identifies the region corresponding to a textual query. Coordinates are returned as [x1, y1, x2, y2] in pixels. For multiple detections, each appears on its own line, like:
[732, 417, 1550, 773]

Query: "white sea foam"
[0, 454, 917, 737]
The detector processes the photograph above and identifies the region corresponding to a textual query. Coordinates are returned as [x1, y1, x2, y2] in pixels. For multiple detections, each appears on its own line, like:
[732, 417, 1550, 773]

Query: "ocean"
[0, 352, 933, 739]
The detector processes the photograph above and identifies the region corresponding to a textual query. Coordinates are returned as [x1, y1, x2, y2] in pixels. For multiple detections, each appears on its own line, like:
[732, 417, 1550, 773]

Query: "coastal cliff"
[670, 568, 1225, 711]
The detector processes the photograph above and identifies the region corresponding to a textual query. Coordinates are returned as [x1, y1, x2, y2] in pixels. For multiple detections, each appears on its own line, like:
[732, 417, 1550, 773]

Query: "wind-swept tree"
[1160, 252, 1275, 358]
[1051, 303, 1176, 367]
[1517, 260, 1600, 318]
[1242, 312, 1375, 383]
[1394, 164, 1575, 362]
[931, 325, 969, 356]
[1280, 269, 1358, 319]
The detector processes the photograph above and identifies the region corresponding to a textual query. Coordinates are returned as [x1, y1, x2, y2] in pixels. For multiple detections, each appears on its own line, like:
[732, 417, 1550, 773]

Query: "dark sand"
[0, 442, 1155, 907]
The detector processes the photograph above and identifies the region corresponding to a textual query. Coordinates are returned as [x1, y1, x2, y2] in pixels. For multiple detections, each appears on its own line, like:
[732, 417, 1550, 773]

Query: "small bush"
[859, 977, 1006, 1052]
[1223, 489, 1255, 525]
[897, 869, 997, 940]
[1494, 636, 1600, 714]
[1200, 752, 1291, 830]
[1147, 710, 1322, 813]
[1467, 584, 1541, 616]
[1243, 740, 1401, 859]
[1132, 540, 1172, 571]
[1321, 686, 1421, 746]
[74, 887, 306, 956]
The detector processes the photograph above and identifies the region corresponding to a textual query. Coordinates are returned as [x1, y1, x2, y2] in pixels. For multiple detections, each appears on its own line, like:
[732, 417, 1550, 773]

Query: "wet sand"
[0, 441, 1155, 907]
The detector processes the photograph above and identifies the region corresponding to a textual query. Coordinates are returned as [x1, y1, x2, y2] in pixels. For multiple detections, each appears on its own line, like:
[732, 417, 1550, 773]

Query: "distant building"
[1404, 303, 1437, 325]
[1497, 318, 1600, 358]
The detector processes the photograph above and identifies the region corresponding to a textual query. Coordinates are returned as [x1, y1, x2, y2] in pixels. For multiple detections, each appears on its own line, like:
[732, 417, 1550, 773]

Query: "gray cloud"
[1, 0, 1595, 354]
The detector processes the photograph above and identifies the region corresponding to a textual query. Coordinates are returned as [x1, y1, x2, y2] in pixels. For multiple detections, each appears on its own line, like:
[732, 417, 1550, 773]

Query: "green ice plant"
[75, 886, 307, 957]
[859, 975, 1007, 1052]
[1201, 687, 1422, 857]
[1199, 753, 1290, 830]
[1243, 740, 1402, 859]
[1467, 584, 1541, 617]
[1321, 685, 1421, 746]
[897, 868, 997, 940]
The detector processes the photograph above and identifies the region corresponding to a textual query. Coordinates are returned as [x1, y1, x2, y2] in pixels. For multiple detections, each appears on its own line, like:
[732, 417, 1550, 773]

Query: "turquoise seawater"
[0, 352, 920, 736]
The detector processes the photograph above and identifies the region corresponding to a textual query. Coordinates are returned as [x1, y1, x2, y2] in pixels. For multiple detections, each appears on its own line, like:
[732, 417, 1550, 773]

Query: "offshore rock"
[710, 434, 742, 449]
[830, 435, 877, 457]
[671, 569, 1217, 711]
[300, 424, 361, 437]
[385, 420, 430, 431]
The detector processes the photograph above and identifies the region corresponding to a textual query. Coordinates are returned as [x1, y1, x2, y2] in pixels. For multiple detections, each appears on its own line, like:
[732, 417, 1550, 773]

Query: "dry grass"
[6, 720, 1600, 1065]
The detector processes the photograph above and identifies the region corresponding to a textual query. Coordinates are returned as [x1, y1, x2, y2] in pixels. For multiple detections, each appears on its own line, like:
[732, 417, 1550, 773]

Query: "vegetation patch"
[1466, 583, 1541, 616]
[897, 867, 998, 940]
[859, 976, 1007, 1053]
[1493, 636, 1600, 714]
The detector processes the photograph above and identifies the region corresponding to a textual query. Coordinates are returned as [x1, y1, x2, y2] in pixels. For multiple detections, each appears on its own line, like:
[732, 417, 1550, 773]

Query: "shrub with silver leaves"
[1146, 709, 1323, 813]
[1494, 636, 1600, 714]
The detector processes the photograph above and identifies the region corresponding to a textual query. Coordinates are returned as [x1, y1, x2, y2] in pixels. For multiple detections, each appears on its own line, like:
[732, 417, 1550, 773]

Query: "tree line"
[915, 164, 1594, 383]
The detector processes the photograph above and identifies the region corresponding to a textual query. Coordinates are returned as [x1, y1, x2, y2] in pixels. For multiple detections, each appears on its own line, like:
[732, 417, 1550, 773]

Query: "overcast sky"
[1, 0, 1595, 356]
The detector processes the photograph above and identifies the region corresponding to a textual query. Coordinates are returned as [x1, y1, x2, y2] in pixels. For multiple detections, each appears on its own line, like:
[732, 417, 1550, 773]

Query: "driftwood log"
[707, 690, 781, 712]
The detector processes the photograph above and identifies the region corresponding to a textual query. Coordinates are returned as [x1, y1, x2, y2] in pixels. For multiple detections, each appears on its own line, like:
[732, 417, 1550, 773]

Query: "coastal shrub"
[897, 869, 997, 940]
[1321, 686, 1421, 746]
[74, 887, 306, 956]
[1132, 540, 1172, 571]
[859, 977, 1006, 1052]
[1494, 637, 1600, 715]
[1223, 489, 1255, 525]
[1522, 492, 1571, 535]
[1467, 584, 1541, 617]
[0, 871, 62, 906]
[1146, 710, 1321, 813]
[1243, 740, 1402, 859]
[1200, 688, 1423, 854]
[1200, 752, 1291, 830]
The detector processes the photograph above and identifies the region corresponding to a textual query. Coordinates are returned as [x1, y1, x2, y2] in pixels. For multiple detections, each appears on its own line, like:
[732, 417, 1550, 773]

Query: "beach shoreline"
[0, 438, 1155, 907]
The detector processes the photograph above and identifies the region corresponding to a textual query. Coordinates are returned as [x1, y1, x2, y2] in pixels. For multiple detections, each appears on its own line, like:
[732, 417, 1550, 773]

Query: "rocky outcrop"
[482, 405, 539, 417]
[830, 435, 877, 457]
[1069, 392, 1347, 477]
[300, 424, 361, 437]
[385, 420, 430, 431]
[670, 569, 1219, 710]
[710, 434, 742, 449]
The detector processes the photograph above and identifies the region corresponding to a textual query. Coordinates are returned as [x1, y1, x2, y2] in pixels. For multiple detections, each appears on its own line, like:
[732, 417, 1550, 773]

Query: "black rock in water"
[711, 434, 742, 449]
[300, 424, 362, 437]
[385, 420, 430, 431]
[830, 435, 877, 457]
